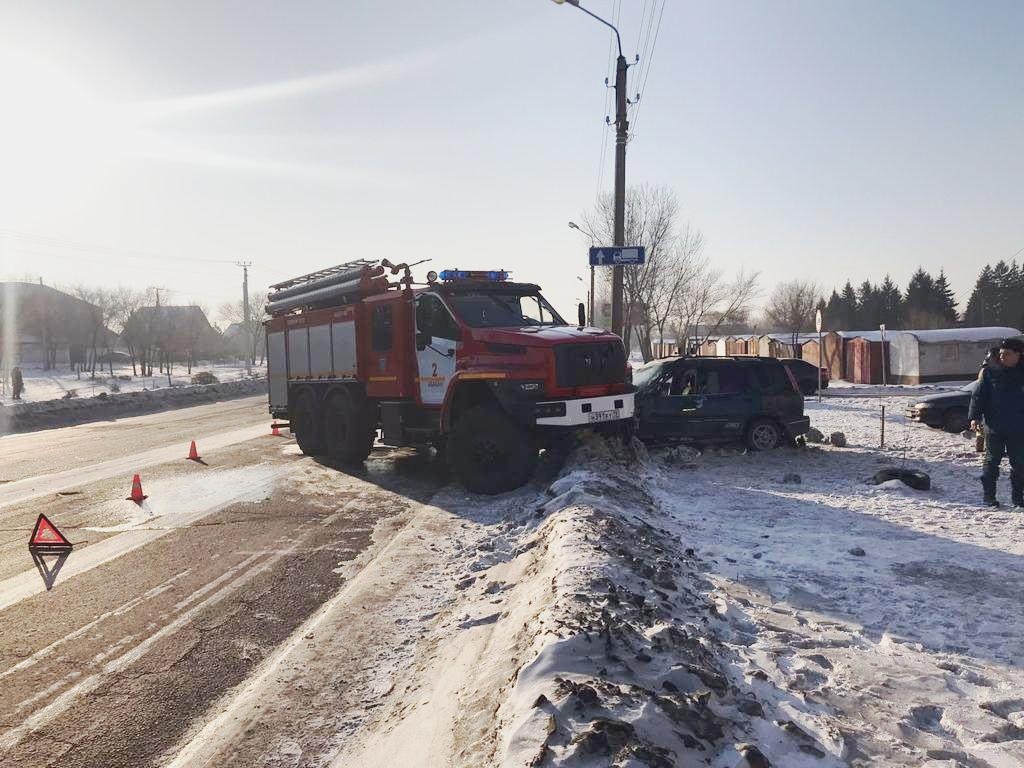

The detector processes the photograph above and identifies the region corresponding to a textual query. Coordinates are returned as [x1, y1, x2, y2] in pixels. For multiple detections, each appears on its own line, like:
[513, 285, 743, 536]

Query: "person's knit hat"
[999, 337, 1024, 354]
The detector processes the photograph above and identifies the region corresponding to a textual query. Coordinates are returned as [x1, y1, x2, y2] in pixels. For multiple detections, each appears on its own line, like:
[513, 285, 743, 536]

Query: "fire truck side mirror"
[577, 303, 586, 328]
[416, 330, 432, 351]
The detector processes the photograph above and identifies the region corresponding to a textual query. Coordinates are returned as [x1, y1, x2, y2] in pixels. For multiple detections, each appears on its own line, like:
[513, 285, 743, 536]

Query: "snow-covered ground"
[324, 393, 1024, 767]
[826, 379, 971, 397]
[0, 361, 265, 405]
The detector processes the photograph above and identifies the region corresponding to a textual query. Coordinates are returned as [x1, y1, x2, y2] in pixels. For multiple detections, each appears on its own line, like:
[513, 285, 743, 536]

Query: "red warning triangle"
[29, 513, 73, 550]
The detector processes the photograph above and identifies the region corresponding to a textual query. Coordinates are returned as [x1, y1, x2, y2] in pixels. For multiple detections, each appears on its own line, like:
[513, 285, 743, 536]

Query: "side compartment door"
[415, 294, 460, 406]
[267, 329, 287, 409]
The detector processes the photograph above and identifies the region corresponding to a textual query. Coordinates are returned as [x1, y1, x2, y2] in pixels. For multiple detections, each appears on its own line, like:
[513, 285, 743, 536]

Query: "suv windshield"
[633, 361, 667, 390]
[448, 291, 566, 328]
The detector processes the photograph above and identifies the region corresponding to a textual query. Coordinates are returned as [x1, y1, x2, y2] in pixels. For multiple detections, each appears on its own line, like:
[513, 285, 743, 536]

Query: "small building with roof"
[888, 327, 1021, 384]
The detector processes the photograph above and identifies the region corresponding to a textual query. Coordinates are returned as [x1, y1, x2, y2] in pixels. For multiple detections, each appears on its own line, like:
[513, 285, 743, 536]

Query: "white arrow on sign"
[595, 250, 606, 265]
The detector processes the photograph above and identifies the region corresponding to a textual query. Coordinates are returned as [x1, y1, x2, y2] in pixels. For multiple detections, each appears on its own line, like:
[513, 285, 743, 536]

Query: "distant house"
[0, 282, 102, 368]
[125, 305, 220, 370]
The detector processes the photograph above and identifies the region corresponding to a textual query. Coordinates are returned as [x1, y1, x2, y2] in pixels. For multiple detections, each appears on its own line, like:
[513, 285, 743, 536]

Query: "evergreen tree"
[840, 281, 859, 329]
[858, 281, 880, 327]
[904, 267, 938, 327]
[964, 265, 996, 326]
[933, 270, 959, 325]
[990, 260, 1013, 323]
[905, 268, 935, 311]
[1008, 261, 1024, 330]
[878, 275, 904, 327]
[824, 290, 844, 330]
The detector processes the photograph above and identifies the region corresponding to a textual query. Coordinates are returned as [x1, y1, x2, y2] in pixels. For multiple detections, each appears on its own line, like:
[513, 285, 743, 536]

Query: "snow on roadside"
[343, 396, 1024, 767]
[340, 437, 834, 768]
[0, 361, 265, 405]
[646, 396, 1024, 766]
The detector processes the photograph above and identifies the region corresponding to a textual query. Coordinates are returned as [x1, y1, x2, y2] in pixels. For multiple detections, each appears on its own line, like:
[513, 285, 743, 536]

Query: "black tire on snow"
[447, 405, 538, 495]
[323, 388, 376, 463]
[292, 389, 325, 456]
[745, 417, 783, 451]
[943, 407, 969, 434]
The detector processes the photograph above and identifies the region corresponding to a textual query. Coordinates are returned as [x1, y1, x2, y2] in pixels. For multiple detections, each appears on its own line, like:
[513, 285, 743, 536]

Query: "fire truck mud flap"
[533, 392, 635, 428]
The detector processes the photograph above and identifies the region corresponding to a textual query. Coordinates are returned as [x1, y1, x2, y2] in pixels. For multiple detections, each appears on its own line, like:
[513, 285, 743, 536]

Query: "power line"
[595, 0, 621, 201]
[630, 0, 666, 135]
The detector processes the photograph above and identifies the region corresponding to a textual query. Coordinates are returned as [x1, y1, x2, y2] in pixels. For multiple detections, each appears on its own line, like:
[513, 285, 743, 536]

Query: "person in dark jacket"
[970, 338, 1024, 508]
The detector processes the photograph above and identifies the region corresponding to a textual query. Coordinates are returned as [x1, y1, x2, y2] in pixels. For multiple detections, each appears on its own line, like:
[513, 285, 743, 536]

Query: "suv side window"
[706, 366, 750, 394]
[669, 366, 704, 395]
[754, 363, 790, 394]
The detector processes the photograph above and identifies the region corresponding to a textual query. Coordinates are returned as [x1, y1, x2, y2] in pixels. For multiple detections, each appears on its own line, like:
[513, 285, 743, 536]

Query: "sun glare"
[0, 50, 139, 214]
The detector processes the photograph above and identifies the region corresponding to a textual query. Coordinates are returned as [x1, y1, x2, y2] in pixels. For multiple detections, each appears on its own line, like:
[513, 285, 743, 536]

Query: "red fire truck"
[265, 260, 635, 494]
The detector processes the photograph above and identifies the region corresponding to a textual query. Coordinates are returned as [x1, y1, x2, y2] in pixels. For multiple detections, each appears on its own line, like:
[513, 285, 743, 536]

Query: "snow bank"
[0, 376, 266, 433]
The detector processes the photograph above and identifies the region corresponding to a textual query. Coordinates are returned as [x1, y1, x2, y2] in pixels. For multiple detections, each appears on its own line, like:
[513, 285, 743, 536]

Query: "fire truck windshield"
[448, 291, 567, 329]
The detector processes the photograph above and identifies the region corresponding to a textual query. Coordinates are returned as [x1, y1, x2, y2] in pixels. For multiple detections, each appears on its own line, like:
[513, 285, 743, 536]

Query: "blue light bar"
[439, 269, 509, 282]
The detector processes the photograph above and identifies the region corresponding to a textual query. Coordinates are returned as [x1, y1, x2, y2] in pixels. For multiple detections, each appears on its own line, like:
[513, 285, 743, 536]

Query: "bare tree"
[219, 291, 267, 365]
[762, 280, 823, 357]
[581, 185, 687, 361]
[671, 266, 759, 354]
[72, 286, 118, 378]
[649, 225, 705, 357]
[110, 288, 146, 375]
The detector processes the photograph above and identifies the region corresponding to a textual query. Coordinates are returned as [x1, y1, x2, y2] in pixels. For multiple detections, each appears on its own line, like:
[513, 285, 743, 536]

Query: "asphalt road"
[0, 396, 450, 767]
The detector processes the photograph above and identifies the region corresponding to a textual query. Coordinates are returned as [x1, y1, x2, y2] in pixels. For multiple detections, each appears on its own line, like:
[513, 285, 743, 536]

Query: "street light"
[568, 221, 596, 325]
[553, 0, 629, 338]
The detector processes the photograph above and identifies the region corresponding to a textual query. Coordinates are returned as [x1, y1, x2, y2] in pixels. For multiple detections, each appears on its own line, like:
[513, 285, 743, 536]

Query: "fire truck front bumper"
[533, 392, 635, 428]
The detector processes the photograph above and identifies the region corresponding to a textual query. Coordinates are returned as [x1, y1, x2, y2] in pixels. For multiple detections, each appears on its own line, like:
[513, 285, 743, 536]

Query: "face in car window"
[665, 368, 701, 396]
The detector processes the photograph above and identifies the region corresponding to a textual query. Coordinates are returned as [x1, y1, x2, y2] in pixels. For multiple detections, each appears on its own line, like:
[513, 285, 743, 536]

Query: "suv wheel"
[746, 418, 783, 451]
[943, 407, 968, 433]
[448, 405, 538, 494]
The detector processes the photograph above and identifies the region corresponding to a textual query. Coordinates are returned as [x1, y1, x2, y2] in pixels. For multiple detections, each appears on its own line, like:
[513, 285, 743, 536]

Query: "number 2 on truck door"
[415, 294, 459, 406]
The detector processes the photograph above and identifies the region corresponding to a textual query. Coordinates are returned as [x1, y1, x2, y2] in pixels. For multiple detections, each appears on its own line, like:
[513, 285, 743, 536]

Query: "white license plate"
[587, 409, 620, 423]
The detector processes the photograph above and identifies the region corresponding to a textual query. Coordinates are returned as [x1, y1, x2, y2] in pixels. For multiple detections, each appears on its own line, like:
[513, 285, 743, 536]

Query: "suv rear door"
[754, 361, 803, 422]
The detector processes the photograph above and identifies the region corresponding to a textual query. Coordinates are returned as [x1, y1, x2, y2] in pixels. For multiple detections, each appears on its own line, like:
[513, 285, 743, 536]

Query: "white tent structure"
[888, 327, 1021, 384]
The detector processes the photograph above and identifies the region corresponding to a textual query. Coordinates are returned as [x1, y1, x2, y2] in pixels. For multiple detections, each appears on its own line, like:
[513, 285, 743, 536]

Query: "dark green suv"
[634, 356, 810, 449]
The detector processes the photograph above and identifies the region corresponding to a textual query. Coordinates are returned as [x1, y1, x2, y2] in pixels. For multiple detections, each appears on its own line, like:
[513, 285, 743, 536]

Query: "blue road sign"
[589, 246, 646, 266]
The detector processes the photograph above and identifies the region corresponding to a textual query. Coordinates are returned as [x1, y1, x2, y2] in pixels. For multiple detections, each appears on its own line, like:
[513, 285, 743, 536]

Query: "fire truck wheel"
[323, 389, 375, 463]
[292, 389, 325, 456]
[448, 405, 538, 495]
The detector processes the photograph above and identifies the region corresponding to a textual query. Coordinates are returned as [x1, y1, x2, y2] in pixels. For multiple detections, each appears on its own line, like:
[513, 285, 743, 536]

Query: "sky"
[0, 0, 1020, 325]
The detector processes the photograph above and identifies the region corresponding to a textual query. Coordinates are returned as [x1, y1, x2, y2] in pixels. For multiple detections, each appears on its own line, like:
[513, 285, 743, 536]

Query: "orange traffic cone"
[271, 423, 281, 436]
[126, 474, 147, 503]
[187, 440, 200, 461]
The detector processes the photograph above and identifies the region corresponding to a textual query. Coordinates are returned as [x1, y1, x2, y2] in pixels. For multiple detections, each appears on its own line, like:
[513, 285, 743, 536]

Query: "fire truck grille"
[554, 342, 626, 388]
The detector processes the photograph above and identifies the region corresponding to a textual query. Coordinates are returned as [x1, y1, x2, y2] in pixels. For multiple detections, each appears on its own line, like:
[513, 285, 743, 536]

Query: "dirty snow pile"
[482, 437, 825, 768]
[324, 393, 1024, 767]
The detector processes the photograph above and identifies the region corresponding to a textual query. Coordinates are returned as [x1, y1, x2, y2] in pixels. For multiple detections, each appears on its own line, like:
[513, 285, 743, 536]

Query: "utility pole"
[553, 0, 630, 338]
[237, 261, 252, 369]
[611, 51, 628, 338]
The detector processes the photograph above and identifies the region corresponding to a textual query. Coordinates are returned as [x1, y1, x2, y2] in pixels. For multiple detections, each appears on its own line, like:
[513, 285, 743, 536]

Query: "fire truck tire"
[447, 405, 538, 495]
[323, 389, 375, 463]
[292, 389, 325, 456]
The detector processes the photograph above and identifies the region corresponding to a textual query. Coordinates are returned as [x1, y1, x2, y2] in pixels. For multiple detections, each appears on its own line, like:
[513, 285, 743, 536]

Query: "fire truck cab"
[265, 261, 635, 494]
